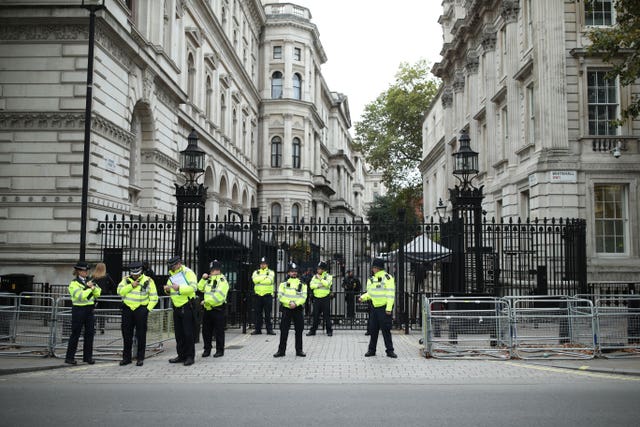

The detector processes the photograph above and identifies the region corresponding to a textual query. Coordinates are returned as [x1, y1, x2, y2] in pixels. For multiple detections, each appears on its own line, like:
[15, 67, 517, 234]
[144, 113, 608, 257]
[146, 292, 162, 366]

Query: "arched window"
[187, 53, 195, 100]
[220, 93, 226, 134]
[271, 71, 283, 99]
[271, 203, 281, 223]
[271, 136, 282, 167]
[291, 203, 300, 223]
[293, 73, 302, 100]
[292, 137, 301, 169]
[205, 75, 212, 120]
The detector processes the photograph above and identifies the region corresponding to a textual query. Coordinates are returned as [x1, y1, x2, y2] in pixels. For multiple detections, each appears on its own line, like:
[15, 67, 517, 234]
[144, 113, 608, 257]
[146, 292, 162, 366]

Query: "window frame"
[587, 70, 619, 136]
[593, 183, 628, 255]
[293, 73, 302, 100]
[273, 45, 282, 59]
[294, 47, 301, 61]
[292, 137, 301, 169]
[584, 0, 615, 27]
[271, 136, 282, 168]
[271, 71, 283, 99]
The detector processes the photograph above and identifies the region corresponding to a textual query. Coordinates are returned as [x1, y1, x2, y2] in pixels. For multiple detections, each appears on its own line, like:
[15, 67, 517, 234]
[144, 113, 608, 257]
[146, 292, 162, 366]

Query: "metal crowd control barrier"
[51, 296, 174, 361]
[507, 296, 596, 359]
[0, 293, 55, 356]
[577, 294, 640, 358]
[423, 296, 511, 359]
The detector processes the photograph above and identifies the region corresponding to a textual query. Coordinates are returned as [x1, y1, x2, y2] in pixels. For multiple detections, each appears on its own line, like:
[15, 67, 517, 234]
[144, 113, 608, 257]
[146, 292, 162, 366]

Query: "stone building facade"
[0, 0, 379, 283]
[421, 0, 640, 281]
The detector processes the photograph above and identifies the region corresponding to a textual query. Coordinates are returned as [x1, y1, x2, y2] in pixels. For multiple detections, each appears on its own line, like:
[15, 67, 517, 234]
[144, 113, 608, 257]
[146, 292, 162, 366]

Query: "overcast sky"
[287, 0, 443, 125]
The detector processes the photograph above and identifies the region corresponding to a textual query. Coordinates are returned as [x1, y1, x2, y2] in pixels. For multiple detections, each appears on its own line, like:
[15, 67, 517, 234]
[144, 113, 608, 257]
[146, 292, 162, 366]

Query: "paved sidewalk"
[1, 329, 639, 378]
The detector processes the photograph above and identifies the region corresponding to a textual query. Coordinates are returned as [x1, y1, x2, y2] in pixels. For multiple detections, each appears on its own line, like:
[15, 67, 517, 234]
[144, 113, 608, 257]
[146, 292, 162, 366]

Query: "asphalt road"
[1, 378, 639, 426]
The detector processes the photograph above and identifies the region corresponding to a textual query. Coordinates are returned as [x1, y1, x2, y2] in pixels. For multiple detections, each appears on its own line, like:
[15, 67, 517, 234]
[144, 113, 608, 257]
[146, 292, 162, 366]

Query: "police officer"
[117, 261, 158, 367]
[342, 269, 361, 318]
[274, 263, 307, 357]
[359, 258, 397, 358]
[307, 261, 333, 336]
[198, 260, 229, 358]
[251, 256, 276, 335]
[164, 255, 198, 366]
[65, 261, 101, 365]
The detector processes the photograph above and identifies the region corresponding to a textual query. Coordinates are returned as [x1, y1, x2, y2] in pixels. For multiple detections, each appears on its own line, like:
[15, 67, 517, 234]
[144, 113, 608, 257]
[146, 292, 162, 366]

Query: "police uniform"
[307, 261, 333, 336]
[251, 257, 276, 335]
[360, 258, 397, 358]
[198, 260, 229, 357]
[274, 264, 307, 357]
[165, 256, 198, 366]
[65, 261, 102, 365]
[117, 261, 158, 366]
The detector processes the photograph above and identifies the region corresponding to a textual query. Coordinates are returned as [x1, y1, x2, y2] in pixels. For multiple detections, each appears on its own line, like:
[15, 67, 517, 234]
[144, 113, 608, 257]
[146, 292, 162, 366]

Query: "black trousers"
[310, 296, 332, 333]
[65, 305, 95, 361]
[254, 294, 273, 333]
[121, 305, 148, 362]
[173, 302, 195, 360]
[368, 306, 394, 354]
[367, 302, 374, 333]
[202, 307, 226, 353]
[278, 306, 304, 354]
[345, 293, 356, 318]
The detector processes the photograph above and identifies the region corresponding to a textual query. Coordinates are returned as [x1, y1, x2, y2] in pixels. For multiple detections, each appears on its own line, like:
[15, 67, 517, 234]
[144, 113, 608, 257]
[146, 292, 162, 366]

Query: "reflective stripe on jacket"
[166, 266, 197, 307]
[252, 268, 275, 296]
[360, 270, 395, 311]
[117, 274, 158, 311]
[309, 272, 332, 298]
[197, 273, 229, 310]
[278, 278, 307, 308]
[68, 278, 101, 306]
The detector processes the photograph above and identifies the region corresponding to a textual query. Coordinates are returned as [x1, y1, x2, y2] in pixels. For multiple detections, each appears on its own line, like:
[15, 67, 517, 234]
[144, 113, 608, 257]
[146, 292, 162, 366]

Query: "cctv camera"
[612, 147, 621, 158]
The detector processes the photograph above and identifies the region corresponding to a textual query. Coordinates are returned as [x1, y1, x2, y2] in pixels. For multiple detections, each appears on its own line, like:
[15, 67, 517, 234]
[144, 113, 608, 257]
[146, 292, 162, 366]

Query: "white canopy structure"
[386, 233, 451, 263]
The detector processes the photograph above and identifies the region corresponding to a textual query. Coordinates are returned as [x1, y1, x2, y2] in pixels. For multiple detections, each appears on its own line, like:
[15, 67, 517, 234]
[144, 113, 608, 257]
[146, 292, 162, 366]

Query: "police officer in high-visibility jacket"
[306, 261, 333, 336]
[164, 255, 198, 366]
[251, 257, 276, 335]
[359, 258, 397, 358]
[117, 261, 158, 367]
[65, 261, 102, 365]
[273, 263, 307, 357]
[197, 259, 229, 358]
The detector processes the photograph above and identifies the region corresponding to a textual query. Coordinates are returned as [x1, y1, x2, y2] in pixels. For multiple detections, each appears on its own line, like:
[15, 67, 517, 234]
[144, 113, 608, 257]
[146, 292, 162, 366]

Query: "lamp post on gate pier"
[441, 130, 485, 295]
[79, 0, 106, 261]
[175, 129, 208, 276]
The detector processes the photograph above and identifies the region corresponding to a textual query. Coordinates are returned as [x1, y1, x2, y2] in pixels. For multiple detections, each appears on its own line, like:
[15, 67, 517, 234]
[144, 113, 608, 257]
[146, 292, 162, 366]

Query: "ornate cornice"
[0, 112, 84, 129]
[95, 22, 133, 70]
[441, 87, 454, 109]
[0, 24, 87, 41]
[141, 148, 180, 171]
[465, 53, 479, 74]
[501, 0, 520, 24]
[92, 114, 135, 147]
[453, 71, 466, 93]
[481, 30, 497, 51]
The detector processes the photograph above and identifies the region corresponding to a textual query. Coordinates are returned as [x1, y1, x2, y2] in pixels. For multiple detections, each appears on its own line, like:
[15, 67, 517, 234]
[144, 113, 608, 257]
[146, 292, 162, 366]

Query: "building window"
[294, 47, 301, 61]
[588, 71, 618, 135]
[585, 0, 614, 26]
[526, 83, 535, 146]
[293, 73, 302, 100]
[501, 106, 508, 158]
[292, 137, 301, 168]
[525, 0, 534, 47]
[273, 45, 282, 59]
[499, 26, 507, 76]
[291, 203, 300, 223]
[594, 184, 627, 253]
[271, 71, 283, 99]
[206, 75, 212, 120]
[271, 203, 281, 223]
[271, 136, 282, 168]
[220, 93, 226, 134]
[520, 190, 530, 219]
[187, 53, 195, 101]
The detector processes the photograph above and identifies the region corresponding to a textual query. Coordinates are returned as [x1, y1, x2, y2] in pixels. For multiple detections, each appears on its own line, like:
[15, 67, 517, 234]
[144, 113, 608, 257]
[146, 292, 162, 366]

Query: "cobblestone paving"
[6, 330, 630, 385]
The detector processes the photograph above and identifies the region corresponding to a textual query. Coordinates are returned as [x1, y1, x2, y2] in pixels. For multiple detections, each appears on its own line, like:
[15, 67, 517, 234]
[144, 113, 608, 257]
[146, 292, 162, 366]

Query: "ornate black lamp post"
[175, 129, 208, 276]
[443, 130, 485, 294]
[79, 0, 105, 261]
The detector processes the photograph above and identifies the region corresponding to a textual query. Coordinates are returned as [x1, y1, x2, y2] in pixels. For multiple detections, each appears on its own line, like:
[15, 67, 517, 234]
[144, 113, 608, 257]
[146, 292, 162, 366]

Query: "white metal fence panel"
[424, 296, 511, 359]
[508, 296, 596, 359]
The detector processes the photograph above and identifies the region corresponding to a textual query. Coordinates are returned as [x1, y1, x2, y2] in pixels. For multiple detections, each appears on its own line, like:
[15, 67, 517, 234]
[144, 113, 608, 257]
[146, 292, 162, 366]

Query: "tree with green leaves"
[354, 59, 439, 193]
[586, 0, 640, 122]
[366, 188, 423, 251]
